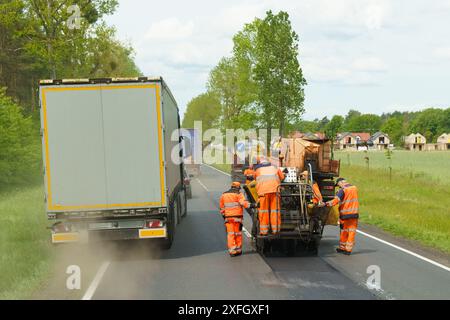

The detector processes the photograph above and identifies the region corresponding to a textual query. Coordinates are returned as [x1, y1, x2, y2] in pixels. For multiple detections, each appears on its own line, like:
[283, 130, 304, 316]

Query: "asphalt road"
[71, 164, 449, 300]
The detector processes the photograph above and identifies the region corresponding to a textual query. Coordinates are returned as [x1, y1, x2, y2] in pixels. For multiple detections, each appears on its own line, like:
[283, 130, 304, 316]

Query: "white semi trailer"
[39, 77, 186, 249]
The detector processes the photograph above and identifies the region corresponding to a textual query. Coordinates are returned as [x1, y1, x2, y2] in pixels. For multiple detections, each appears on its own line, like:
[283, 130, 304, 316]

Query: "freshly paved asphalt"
[84, 165, 449, 300]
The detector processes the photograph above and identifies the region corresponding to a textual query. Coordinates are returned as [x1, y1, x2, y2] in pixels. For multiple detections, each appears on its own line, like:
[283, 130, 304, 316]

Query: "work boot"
[336, 248, 346, 254]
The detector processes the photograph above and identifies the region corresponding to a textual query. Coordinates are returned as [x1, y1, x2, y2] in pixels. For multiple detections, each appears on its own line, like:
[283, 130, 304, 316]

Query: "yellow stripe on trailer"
[52, 233, 79, 243]
[139, 228, 166, 239]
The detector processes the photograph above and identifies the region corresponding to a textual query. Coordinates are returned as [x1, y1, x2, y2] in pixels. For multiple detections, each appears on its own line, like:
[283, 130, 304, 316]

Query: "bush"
[0, 88, 41, 188]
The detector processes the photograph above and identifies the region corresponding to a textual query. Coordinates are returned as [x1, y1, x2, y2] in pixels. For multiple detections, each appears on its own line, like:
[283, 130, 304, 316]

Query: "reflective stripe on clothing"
[254, 165, 285, 196]
[339, 218, 358, 253]
[258, 192, 281, 235]
[219, 191, 249, 218]
[340, 199, 358, 205]
[340, 208, 359, 213]
[331, 184, 360, 220]
[225, 221, 243, 254]
[256, 174, 279, 182]
[224, 202, 240, 208]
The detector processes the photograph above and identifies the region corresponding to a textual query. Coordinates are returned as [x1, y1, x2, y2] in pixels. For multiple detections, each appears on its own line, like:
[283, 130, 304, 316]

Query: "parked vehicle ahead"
[39, 77, 186, 249]
[184, 167, 193, 199]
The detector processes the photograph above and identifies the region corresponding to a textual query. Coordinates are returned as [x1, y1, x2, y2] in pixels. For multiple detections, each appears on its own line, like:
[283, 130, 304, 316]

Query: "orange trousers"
[340, 218, 358, 252]
[258, 193, 281, 235]
[225, 219, 243, 255]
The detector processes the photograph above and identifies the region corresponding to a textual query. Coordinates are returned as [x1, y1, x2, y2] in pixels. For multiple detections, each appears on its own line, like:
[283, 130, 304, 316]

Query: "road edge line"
[242, 227, 252, 238]
[195, 178, 210, 192]
[205, 162, 450, 272]
[203, 164, 231, 176]
[357, 230, 450, 272]
[81, 261, 110, 300]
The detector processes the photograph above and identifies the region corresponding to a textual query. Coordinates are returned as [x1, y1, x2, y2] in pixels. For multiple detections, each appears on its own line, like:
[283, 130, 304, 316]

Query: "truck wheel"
[160, 203, 175, 250]
[307, 239, 319, 256]
[181, 190, 188, 217]
[175, 194, 181, 225]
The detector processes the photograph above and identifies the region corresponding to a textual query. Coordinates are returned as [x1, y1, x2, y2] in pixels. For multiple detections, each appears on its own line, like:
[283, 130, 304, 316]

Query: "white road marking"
[203, 164, 232, 176]
[357, 230, 450, 272]
[196, 178, 210, 192]
[243, 227, 252, 238]
[81, 261, 110, 300]
[206, 162, 450, 272]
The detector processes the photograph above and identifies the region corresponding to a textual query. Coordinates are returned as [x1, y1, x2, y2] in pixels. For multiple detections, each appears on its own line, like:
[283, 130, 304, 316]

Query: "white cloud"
[106, 0, 450, 118]
[434, 47, 450, 59]
[352, 57, 387, 72]
[144, 18, 194, 40]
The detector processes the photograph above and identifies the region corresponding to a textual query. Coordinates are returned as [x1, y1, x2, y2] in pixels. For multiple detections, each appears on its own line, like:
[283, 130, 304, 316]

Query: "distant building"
[289, 131, 326, 140]
[437, 133, 450, 150]
[404, 133, 426, 151]
[368, 132, 391, 150]
[336, 132, 372, 150]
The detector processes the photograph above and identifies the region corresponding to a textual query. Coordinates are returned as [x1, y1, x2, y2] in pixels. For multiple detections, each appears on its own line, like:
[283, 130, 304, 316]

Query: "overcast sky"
[105, 0, 450, 120]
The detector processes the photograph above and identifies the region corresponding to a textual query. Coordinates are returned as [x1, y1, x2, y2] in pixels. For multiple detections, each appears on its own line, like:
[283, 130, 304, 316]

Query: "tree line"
[303, 108, 450, 146]
[0, 0, 140, 188]
[182, 10, 449, 148]
[182, 10, 307, 140]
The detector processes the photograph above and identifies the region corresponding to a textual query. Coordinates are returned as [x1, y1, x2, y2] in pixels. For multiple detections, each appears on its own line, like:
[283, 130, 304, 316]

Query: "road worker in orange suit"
[300, 171, 324, 207]
[243, 165, 255, 185]
[219, 182, 255, 257]
[253, 157, 285, 235]
[326, 178, 359, 255]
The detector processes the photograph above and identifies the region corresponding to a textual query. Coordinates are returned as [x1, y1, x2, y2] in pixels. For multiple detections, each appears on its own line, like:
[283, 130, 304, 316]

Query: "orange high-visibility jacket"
[220, 190, 249, 218]
[254, 164, 285, 196]
[244, 169, 255, 184]
[312, 182, 323, 204]
[330, 184, 359, 220]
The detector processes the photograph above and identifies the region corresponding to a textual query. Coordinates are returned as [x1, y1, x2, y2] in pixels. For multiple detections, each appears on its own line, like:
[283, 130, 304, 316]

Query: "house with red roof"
[336, 132, 372, 150]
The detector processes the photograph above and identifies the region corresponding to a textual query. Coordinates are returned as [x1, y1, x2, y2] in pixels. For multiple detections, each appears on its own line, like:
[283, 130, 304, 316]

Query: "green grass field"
[335, 150, 450, 184]
[0, 185, 53, 299]
[212, 151, 450, 254]
[339, 164, 450, 253]
[335, 151, 450, 253]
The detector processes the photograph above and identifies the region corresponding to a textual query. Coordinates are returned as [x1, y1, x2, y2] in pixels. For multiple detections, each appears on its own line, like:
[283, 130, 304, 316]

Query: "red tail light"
[146, 220, 163, 228]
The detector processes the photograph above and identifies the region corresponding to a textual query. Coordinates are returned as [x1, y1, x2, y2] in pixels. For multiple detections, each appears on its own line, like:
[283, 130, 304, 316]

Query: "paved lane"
[90, 165, 377, 300]
[201, 164, 450, 300]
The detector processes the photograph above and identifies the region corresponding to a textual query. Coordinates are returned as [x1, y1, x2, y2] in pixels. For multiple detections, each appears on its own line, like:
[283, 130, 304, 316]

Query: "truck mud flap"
[52, 232, 80, 244]
[138, 228, 167, 239]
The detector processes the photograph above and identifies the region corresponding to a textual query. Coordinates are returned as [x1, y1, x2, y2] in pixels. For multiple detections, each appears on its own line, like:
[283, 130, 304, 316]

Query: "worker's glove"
[249, 203, 257, 209]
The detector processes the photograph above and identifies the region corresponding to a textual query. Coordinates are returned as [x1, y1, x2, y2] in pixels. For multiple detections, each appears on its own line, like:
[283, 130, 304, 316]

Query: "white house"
[404, 133, 426, 151]
[437, 133, 450, 150]
[368, 132, 391, 150]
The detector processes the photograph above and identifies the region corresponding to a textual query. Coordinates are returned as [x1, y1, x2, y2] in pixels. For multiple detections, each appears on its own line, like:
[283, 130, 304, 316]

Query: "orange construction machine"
[238, 137, 341, 255]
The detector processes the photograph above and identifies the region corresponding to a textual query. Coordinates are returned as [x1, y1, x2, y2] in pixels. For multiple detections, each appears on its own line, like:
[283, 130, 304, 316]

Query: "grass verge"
[210, 162, 450, 254]
[210, 163, 231, 174]
[340, 164, 450, 254]
[0, 185, 53, 299]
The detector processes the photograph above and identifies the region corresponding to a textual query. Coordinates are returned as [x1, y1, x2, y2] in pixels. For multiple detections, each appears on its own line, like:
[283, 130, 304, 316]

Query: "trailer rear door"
[40, 83, 166, 212]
